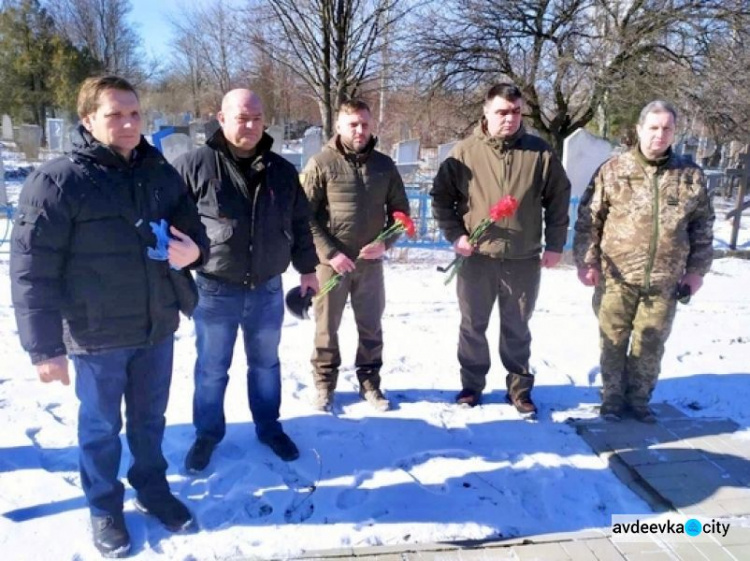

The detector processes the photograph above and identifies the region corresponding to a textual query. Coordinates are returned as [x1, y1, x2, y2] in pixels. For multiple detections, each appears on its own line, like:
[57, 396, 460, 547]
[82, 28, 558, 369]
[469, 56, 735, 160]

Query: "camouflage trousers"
[593, 279, 677, 408]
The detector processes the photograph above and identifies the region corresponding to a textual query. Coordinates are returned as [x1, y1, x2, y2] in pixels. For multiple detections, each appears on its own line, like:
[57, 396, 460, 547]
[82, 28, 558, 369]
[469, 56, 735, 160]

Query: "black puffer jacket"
[10, 126, 209, 364]
[172, 130, 318, 286]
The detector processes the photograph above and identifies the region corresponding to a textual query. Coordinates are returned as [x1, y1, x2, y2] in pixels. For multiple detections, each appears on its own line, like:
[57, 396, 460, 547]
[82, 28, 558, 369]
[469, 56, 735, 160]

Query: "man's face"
[82, 88, 141, 158]
[219, 93, 265, 153]
[637, 111, 675, 159]
[484, 96, 523, 138]
[336, 109, 372, 152]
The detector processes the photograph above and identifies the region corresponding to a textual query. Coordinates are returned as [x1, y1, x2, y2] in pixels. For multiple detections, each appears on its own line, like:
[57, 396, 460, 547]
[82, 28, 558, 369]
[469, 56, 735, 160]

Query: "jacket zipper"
[644, 168, 661, 292]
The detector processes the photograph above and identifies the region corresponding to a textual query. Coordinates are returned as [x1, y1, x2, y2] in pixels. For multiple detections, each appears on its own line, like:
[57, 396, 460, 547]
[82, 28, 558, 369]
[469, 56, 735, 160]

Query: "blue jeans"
[192, 274, 284, 443]
[72, 336, 174, 517]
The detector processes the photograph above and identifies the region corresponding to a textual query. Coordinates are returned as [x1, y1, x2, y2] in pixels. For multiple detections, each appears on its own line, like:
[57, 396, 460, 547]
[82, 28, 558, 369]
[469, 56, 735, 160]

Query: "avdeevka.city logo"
[685, 518, 702, 537]
[611, 515, 731, 542]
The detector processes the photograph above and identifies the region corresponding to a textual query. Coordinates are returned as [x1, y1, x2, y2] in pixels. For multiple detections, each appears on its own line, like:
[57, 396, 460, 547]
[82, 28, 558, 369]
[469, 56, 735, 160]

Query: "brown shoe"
[455, 389, 481, 407]
[361, 388, 390, 412]
[505, 393, 537, 414]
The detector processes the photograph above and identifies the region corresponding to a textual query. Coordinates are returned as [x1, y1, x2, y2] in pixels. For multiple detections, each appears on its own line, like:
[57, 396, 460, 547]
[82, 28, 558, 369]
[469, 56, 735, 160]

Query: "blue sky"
[128, 0, 182, 59]
[128, 0, 243, 59]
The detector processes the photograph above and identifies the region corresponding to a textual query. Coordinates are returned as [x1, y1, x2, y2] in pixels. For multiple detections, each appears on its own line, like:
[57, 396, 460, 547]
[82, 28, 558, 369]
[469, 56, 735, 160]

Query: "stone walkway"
[288, 404, 750, 561]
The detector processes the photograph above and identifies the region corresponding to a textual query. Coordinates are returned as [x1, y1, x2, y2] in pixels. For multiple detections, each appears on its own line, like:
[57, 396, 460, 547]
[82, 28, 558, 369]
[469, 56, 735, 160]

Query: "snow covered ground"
[0, 173, 749, 560]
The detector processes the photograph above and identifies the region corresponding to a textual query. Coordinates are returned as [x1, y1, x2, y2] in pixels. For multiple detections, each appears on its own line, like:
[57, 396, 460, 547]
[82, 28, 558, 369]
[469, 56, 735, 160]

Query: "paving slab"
[574, 404, 750, 520]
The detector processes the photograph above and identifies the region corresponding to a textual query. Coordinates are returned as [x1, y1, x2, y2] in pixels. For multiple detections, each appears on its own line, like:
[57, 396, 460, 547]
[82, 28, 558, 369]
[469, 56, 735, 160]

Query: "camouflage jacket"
[573, 148, 714, 292]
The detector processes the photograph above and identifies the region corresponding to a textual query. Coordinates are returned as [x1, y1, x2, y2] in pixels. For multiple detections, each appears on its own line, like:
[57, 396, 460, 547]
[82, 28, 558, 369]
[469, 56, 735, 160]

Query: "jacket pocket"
[202, 216, 234, 246]
[12, 204, 44, 252]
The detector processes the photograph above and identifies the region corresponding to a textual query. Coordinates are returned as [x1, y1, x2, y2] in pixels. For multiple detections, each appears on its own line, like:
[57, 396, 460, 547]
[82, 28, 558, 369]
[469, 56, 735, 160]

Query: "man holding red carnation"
[431, 83, 571, 414]
[301, 99, 410, 412]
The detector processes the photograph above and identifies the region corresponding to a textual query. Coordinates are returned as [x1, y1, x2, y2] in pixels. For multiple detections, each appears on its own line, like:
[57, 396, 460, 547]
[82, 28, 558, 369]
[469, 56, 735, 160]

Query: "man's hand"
[36, 355, 70, 386]
[542, 250, 562, 268]
[453, 235, 474, 257]
[577, 266, 600, 287]
[329, 252, 356, 274]
[359, 241, 386, 260]
[168, 226, 201, 269]
[680, 272, 704, 295]
[300, 272, 319, 295]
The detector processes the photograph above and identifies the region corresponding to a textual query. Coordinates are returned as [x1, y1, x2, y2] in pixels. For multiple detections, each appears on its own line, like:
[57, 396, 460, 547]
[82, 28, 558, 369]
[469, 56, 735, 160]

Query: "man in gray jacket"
[301, 99, 410, 412]
[431, 83, 571, 414]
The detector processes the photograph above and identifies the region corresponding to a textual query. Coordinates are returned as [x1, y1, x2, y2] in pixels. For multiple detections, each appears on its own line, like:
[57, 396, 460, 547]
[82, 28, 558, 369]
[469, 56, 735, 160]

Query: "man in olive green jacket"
[302, 99, 410, 412]
[574, 100, 714, 423]
[431, 83, 571, 414]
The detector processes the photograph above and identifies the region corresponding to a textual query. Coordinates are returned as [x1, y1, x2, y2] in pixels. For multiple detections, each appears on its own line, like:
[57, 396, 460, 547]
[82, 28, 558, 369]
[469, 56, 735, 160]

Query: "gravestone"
[394, 139, 420, 164]
[301, 127, 323, 169]
[437, 141, 458, 165]
[46, 118, 65, 152]
[0, 146, 6, 207]
[266, 124, 284, 151]
[562, 129, 614, 198]
[17, 124, 43, 160]
[159, 133, 193, 164]
[188, 121, 204, 143]
[63, 124, 75, 153]
[2, 115, 12, 141]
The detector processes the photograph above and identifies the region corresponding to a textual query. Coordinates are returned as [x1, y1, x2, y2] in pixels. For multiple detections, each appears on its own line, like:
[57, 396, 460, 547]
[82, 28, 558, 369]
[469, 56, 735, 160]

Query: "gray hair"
[638, 100, 678, 125]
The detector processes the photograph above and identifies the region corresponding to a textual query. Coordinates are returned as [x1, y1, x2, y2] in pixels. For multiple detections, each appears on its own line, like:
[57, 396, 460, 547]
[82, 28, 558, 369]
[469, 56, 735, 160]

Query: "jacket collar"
[327, 134, 378, 165]
[633, 144, 674, 169]
[474, 120, 526, 152]
[71, 124, 157, 168]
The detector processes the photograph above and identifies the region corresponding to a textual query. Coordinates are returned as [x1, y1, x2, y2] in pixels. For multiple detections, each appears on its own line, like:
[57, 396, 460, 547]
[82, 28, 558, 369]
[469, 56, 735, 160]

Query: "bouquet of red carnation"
[438, 195, 519, 285]
[315, 211, 416, 300]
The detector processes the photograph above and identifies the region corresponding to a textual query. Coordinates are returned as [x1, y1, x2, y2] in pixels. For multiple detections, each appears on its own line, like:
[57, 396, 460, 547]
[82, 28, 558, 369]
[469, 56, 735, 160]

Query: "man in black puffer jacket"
[173, 89, 318, 472]
[10, 75, 208, 558]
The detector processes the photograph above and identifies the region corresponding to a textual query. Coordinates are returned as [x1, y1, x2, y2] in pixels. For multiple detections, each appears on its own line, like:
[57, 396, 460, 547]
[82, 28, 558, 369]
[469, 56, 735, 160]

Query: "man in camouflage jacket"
[573, 100, 714, 423]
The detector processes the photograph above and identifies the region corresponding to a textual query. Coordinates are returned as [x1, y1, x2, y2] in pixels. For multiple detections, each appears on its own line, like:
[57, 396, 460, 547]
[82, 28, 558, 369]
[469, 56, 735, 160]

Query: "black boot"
[91, 513, 131, 558]
[134, 493, 193, 532]
[185, 436, 217, 474]
[505, 372, 537, 414]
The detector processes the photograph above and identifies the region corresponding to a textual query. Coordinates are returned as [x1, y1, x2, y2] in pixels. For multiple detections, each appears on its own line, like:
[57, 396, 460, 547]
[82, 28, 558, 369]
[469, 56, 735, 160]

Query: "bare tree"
[251, 0, 410, 138]
[413, 0, 747, 153]
[47, 0, 144, 79]
[167, 0, 249, 109]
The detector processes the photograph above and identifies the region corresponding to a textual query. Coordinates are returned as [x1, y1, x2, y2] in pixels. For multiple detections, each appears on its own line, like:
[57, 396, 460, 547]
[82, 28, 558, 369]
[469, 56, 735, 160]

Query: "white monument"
[0, 146, 6, 207]
[437, 141, 458, 165]
[266, 125, 284, 151]
[46, 118, 65, 152]
[562, 129, 615, 199]
[394, 139, 420, 164]
[159, 133, 193, 164]
[301, 127, 323, 170]
[2, 115, 12, 142]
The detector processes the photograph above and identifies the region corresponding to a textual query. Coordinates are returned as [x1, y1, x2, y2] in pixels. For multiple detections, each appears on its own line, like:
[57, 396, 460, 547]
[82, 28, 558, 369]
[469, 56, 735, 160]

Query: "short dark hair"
[338, 99, 371, 116]
[485, 83, 523, 104]
[77, 75, 138, 119]
[638, 100, 678, 126]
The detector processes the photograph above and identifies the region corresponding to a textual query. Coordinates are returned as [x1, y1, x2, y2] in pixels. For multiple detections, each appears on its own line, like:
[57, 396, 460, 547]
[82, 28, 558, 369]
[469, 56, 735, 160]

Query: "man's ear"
[217, 111, 225, 127]
[81, 114, 93, 132]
